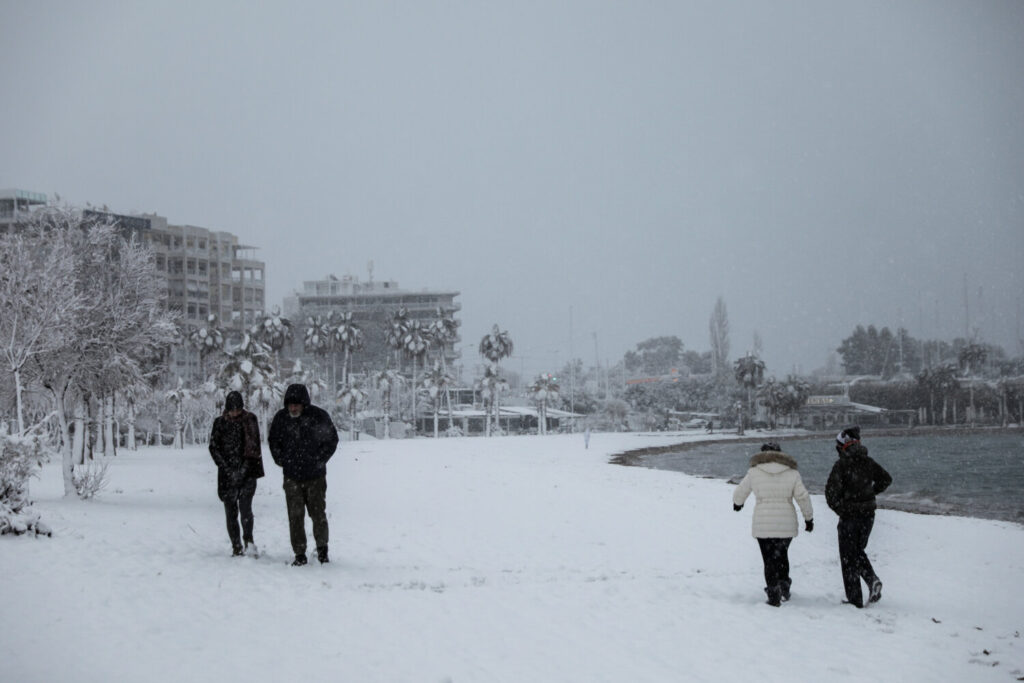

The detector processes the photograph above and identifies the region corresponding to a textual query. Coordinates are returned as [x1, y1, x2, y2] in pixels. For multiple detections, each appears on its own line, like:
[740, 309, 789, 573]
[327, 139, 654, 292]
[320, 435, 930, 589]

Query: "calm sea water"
[641, 432, 1024, 524]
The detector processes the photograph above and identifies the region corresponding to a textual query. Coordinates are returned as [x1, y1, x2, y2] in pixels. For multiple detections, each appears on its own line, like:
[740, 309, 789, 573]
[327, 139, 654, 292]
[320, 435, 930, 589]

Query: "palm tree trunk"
[441, 355, 454, 434]
[411, 355, 418, 433]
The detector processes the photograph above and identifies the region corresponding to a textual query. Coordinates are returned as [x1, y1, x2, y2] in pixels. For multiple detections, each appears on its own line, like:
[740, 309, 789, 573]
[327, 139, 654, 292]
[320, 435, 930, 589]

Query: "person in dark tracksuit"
[825, 425, 892, 608]
[268, 383, 339, 566]
[209, 391, 265, 557]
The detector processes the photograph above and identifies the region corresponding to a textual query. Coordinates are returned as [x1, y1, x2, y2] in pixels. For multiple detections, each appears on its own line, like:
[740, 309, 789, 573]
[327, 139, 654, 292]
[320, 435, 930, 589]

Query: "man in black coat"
[268, 383, 339, 566]
[209, 391, 265, 556]
[825, 425, 893, 608]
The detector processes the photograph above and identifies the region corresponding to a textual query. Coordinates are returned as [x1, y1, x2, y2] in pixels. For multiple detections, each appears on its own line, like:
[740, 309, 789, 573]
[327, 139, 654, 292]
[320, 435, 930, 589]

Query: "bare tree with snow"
[28, 210, 177, 496]
[0, 223, 82, 435]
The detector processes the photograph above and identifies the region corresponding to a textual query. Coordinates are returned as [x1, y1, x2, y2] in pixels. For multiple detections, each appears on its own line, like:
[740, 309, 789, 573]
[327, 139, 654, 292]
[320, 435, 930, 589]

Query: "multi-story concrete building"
[284, 273, 461, 380]
[83, 210, 266, 335]
[2, 189, 265, 381]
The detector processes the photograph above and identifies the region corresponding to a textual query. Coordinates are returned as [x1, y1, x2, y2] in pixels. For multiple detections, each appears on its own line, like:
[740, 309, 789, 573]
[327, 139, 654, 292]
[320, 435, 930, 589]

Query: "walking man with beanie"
[209, 391, 265, 557]
[269, 383, 339, 566]
[825, 425, 892, 608]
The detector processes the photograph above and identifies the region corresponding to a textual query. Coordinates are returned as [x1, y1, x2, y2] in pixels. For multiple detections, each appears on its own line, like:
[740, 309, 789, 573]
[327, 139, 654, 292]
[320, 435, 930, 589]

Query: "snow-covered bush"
[0, 432, 52, 536]
[72, 459, 111, 500]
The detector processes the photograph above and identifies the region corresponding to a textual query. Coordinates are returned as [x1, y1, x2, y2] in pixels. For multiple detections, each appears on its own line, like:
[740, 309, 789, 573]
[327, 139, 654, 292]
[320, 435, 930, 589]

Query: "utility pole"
[569, 306, 575, 429]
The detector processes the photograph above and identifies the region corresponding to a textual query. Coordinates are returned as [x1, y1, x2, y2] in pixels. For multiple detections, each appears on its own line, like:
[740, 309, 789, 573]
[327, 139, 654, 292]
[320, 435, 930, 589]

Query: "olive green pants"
[282, 475, 328, 556]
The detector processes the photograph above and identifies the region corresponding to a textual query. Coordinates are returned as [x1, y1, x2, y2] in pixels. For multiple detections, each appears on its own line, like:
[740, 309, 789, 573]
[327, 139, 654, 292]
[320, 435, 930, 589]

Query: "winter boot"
[764, 585, 782, 607]
[868, 579, 883, 604]
[291, 554, 308, 566]
[317, 545, 329, 564]
[780, 581, 791, 602]
[244, 540, 259, 558]
[232, 544, 245, 557]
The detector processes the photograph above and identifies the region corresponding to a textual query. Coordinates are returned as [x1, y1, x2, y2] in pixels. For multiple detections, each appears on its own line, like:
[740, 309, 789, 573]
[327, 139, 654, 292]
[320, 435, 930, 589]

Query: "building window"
[187, 260, 196, 274]
[198, 238, 206, 250]
[198, 260, 208, 276]
[187, 303, 196, 318]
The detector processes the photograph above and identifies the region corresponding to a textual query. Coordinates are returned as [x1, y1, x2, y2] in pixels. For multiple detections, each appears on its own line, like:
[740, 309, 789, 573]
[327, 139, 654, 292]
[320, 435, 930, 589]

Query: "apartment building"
[284, 273, 461, 379]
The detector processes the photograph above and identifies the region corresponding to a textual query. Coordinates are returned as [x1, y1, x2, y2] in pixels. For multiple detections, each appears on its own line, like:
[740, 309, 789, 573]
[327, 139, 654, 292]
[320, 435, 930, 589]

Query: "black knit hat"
[760, 442, 781, 452]
[225, 391, 244, 412]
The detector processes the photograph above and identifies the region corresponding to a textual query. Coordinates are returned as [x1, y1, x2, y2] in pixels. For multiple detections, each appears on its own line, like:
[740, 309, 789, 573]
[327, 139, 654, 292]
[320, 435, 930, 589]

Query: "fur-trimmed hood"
[748, 451, 798, 471]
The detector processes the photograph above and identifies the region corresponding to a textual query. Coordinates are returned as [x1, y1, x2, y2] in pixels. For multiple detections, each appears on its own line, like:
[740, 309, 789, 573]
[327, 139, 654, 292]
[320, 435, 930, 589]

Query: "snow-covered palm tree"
[337, 381, 368, 441]
[958, 343, 988, 426]
[402, 319, 432, 431]
[478, 325, 513, 435]
[384, 307, 410, 374]
[733, 353, 765, 434]
[250, 306, 293, 373]
[528, 373, 560, 435]
[331, 310, 364, 390]
[165, 377, 192, 449]
[302, 315, 333, 385]
[475, 365, 509, 437]
[188, 314, 225, 381]
[373, 367, 405, 439]
[421, 360, 454, 438]
[218, 334, 276, 397]
[778, 375, 811, 427]
[429, 307, 460, 428]
[757, 377, 785, 429]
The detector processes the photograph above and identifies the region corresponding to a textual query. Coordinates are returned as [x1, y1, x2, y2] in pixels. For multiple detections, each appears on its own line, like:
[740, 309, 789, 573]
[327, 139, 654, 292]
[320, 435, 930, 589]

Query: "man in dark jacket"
[268, 383, 339, 566]
[825, 425, 892, 608]
[209, 391, 265, 557]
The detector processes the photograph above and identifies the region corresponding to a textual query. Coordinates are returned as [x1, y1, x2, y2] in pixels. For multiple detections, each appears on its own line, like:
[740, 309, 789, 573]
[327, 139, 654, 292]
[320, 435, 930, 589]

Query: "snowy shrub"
[73, 459, 111, 500]
[0, 433, 52, 536]
[444, 425, 463, 438]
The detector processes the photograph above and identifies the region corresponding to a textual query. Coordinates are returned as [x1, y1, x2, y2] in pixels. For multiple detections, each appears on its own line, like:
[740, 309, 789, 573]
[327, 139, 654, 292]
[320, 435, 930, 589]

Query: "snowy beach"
[3, 431, 1023, 682]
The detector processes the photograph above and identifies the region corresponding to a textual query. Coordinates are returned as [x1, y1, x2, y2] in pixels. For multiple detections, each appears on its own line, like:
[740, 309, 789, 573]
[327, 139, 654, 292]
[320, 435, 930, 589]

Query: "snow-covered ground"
[3, 431, 1022, 682]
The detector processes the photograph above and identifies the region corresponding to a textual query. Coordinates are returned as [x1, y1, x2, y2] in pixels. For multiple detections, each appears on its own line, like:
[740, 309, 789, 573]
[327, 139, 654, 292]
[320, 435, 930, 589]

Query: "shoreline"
[610, 425, 1024, 526]
[609, 424, 1023, 466]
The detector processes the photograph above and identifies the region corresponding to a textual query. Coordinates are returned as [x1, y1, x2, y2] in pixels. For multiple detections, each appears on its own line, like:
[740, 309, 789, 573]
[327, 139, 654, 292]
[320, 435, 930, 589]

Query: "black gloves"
[733, 503, 743, 512]
[805, 520, 814, 532]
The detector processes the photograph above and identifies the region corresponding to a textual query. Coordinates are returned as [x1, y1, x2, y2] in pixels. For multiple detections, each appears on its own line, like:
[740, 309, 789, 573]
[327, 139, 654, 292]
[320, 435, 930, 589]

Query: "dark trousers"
[283, 475, 328, 556]
[223, 479, 257, 548]
[757, 538, 793, 591]
[837, 513, 878, 607]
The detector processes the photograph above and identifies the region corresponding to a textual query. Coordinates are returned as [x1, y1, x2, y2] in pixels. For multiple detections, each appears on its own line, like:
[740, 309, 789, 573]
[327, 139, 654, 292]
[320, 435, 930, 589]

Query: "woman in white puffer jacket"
[733, 442, 814, 606]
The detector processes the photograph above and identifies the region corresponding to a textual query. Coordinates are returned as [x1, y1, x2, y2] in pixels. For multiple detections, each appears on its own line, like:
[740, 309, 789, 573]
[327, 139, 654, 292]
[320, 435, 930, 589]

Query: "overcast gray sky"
[3, 1, 1023, 378]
